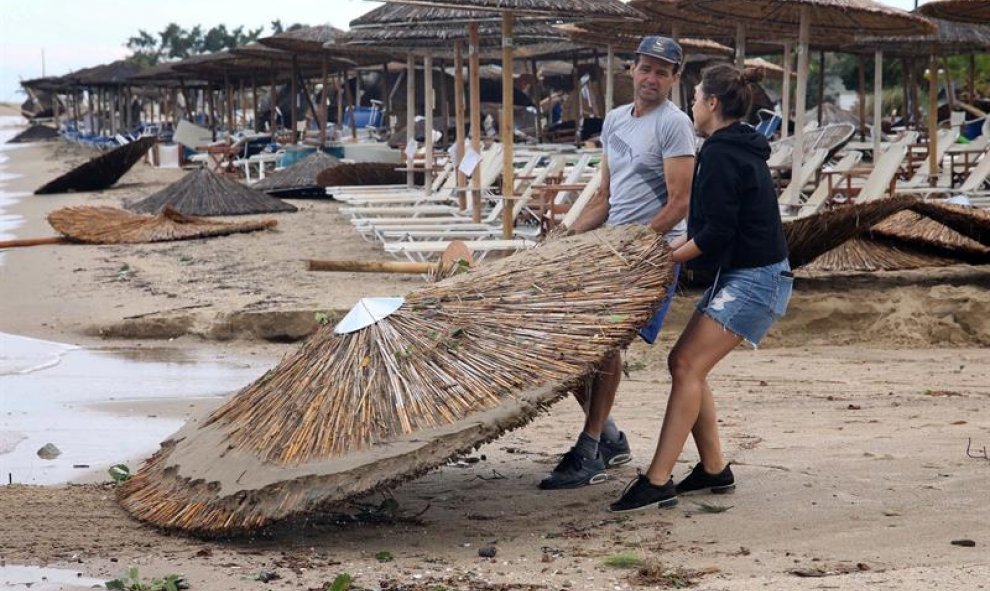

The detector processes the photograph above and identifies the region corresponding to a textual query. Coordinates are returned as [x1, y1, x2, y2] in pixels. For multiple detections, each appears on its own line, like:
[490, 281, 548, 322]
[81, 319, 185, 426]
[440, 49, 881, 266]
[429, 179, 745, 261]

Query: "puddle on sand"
[0, 564, 105, 590]
[0, 332, 269, 485]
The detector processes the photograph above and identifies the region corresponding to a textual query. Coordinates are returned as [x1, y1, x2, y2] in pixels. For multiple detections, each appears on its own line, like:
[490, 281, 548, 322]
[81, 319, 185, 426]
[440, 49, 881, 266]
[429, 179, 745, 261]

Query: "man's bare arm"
[568, 155, 611, 234]
[647, 155, 694, 235]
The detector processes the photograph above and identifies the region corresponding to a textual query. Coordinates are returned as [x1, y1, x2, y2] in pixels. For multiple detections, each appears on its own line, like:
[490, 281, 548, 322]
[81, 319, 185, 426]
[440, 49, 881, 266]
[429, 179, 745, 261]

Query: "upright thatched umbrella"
[126, 167, 298, 216]
[117, 225, 675, 535]
[47, 206, 277, 244]
[919, 0, 990, 25]
[34, 136, 156, 195]
[380, 0, 643, 239]
[251, 151, 341, 197]
[673, 0, 934, 195]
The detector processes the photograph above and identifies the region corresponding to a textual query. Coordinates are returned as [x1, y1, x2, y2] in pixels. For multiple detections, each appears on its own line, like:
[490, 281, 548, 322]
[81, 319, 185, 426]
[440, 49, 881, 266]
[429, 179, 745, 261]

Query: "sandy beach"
[1, 110, 988, 590]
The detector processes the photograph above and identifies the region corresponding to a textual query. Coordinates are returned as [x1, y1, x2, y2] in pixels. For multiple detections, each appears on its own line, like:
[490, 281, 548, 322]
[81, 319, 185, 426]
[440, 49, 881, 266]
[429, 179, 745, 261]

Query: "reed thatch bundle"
[908, 200, 990, 247]
[47, 206, 277, 244]
[784, 195, 918, 268]
[34, 137, 156, 195]
[117, 226, 675, 535]
[316, 162, 419, 188]
[802, 237, 959, 272]
[126, 167, 297, 216]
[919, 0, 990, 26]
[6, 124, 59, 144]
[871, 210, 990, 260]
[251, 151, 340, 197]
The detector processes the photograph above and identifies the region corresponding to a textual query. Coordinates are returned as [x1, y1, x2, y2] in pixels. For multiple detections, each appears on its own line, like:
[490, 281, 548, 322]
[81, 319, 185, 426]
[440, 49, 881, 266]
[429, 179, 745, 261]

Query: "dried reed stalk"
[118, 225, 674, 535]
[47, 206, 277, 244]
[908, 200, 990, 247]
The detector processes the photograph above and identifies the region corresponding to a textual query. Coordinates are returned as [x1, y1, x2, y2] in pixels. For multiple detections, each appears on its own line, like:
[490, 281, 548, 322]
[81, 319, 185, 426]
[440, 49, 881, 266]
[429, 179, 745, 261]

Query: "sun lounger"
[384, 238, 539, 262]
[784, 151, 863, 219]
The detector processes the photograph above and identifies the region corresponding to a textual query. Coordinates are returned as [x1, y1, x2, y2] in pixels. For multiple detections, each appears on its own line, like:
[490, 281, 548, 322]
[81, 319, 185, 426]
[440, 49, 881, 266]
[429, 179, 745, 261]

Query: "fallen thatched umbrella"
[801, 236, 960, 272]
[908, 200, 990, 247]
[316, 162, 419, 189]
[6, 124, 59, 144]
[117, 225, 675, 535]
[126, 167, 298, 216]
[47, 206, 277, 244]
[34, 136, 156, 195]
[872, 209, 990, 260]
[251, 151, 341, 197]
[783, 195, 920, 268]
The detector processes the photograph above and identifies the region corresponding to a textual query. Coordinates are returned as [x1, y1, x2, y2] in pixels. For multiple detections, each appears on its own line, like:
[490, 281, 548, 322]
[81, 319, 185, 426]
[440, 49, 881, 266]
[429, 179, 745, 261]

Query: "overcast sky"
[0, 0, 919, 103]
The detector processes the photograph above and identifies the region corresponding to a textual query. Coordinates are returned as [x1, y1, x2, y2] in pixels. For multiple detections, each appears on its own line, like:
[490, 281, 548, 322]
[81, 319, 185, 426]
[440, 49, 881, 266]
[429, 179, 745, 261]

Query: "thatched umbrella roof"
[316, 162, 416, 189]
[68, 60, 145, 87]
[852, 18, 990, 56]
[7, 124, 59, 144]
[909, 200, 990, 247]
[872, 210, 990, 259]
[628, 0, 743, 37]
[116, 225, 675, 535]
[126, 167, 298, 216]
[675, 0, 935, 40]
[34, 137, 157, 195]
[251, 151, 341, 196]
[555, 23, 734, 57]
[919, 0, 990, 25]
[47, 206, 278, 244]
[343, 21, 571, 50]
[801, 237, 960, 272]
[258, 24, 343, 54]
[378, 0, 643, 19]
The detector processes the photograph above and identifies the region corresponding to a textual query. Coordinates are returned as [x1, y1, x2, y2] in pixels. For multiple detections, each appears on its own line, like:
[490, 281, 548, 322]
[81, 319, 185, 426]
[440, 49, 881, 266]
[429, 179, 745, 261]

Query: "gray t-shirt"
[601, 101, 696, 241]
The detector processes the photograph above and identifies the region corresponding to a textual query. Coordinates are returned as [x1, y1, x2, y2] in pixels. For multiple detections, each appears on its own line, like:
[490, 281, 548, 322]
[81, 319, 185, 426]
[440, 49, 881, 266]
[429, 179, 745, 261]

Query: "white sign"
[404, 140, 418, 162]
[459, 147, 482, 177]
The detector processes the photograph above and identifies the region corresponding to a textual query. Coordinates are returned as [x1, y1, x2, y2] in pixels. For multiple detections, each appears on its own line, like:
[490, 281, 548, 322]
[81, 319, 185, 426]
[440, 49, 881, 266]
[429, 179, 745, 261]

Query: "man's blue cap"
[636, 36, 683, 66]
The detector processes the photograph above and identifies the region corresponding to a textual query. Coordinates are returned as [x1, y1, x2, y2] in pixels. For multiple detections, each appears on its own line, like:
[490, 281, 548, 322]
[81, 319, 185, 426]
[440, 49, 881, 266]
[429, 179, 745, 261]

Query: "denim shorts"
[638, 264, 680, 344]
[696, 259, 793, 348]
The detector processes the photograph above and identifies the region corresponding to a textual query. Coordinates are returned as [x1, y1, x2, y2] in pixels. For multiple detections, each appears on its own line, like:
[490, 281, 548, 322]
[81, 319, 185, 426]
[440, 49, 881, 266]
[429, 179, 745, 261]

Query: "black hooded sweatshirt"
[687, 121, 789, 271]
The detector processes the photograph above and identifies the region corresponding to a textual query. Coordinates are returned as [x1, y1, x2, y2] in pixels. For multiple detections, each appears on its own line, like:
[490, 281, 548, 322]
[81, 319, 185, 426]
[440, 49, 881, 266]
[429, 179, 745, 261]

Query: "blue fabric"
[695, 259, 793, 347]
[638, 263, 681, 344]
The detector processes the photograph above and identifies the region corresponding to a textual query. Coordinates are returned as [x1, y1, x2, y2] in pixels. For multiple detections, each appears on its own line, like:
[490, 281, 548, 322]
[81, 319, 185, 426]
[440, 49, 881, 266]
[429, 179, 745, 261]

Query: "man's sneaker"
[599, 432, 632, 468]
[609, 474, 678, 512]
[538, 448, 608, 490]
[675, 463, 735, 495]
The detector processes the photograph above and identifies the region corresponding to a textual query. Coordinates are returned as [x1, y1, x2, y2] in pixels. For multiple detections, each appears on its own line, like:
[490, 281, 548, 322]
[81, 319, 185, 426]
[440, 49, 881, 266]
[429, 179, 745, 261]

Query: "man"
[539, 36, 696, 490]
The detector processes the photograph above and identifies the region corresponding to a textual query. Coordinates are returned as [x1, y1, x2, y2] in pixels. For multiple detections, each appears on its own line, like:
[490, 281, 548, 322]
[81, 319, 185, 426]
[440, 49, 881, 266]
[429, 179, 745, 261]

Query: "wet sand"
[0, 114, 988, 589]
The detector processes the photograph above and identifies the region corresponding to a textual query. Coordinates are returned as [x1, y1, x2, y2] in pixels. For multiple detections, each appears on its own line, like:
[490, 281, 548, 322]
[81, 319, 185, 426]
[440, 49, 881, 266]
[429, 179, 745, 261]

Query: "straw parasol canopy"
[919, 0, 990, 25]
[7, 124, 60, 144]
[251, 151, 341, 197]
[117, 225, 675, 535]
[316, 162, 417, 189]
[909, 200, 990, 247]
[382, 0, 643, 18]
[871, 210, 990, 259]
[126, 167, 298, 216]
[554, 23, 734, 57]
[853, 17, 990, 56]
[34, 137, 157, 195]
[801, 237, 960, 272]
[47, 206, 277, 244]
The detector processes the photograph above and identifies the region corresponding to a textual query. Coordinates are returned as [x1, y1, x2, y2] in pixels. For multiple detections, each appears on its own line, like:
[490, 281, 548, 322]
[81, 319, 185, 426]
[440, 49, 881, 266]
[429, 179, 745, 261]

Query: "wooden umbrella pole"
[900, 58, 911, 129]
[351, 69, 359, 141]
[207, 83, 217, 142]
[0, 236, 67, 249]
[406, 55, 416, 189]
[857, 55, 867, 140]
[225, 70, 235, 139]
[454, 40, 467, 210]
[501, 11, 515, 240]
[873, 48, 883, 158]
[469, 22, 482, 224]
[320, 56, 329, 147]
[531, 58, 543, 142]
[781, 40, 792, 140]
[383, 62, 393, 124]
[817, 51, 825, 126]
[671, 24, 681, 108]
[307, 259, 433, 274]
[337, 72, 345, 138]
[968, 54, 976, 105]
[735, 23, 746, 69]
[269, 63, 277, 134]
[928, 52, 938, 188]
[239, 77, 246, 130]
[424, 54, 435, 196]
[606, 44, 615, 111]
[791, 6, 810, 194]
[291, 55, 299, 143]
[439, 57, 450, 149]
[252, 76, 259, 132]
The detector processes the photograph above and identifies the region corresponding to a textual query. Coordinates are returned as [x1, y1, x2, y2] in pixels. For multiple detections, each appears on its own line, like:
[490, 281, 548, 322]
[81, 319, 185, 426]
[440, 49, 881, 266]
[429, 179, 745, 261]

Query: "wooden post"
[968, 54, 976, 105]
[501, 11, 515, 240]
[671, 24, 683, 108]
[208, 83, 217, 141]
[791, 7, 810, 194]
[605, 44, 615, 111]
[942, 58, 955, 111]
[873, 49, 882, 159]
[909, 57, 920, 126]
[269, 64, 277, 134]
[735, 23, 746, 69]
[928, 52, 938, 187]
[239, 77, 246, 129]
[88, 88, 95, 134]
[406, 55, 416, 189]
[424, 55, 435, 196]
[439, 58, 450, 149]
[383, 62, 392, 123]
[454, 41, 467, 210]
[337, 72, 345, 137]
[348, 69, 358, 141]
[225, 71, 234, 140]
[900, 58, 911, 129]
[781, 41, 792, 140]
[290, 55, 298, 142]
[817, 51, 825, 126]
[857, 55, 866, 141]
[530, 58, 543, 142]
[252, 76, 260, 132]
[320, 56, 329, 147]
[469, 22, 482, 223]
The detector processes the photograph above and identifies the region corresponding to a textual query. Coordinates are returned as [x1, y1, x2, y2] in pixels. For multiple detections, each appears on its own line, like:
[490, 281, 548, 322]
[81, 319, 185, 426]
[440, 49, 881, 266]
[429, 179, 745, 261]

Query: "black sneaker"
[609, 474, 678, 513]
[538, 448, 608, 490]
[675, 463, 736, 495]
[599, 432, 632, 468]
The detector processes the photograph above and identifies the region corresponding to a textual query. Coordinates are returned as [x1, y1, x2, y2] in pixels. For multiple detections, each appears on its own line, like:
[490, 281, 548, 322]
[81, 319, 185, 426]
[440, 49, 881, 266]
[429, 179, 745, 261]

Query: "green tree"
[124, 22, 272, 66]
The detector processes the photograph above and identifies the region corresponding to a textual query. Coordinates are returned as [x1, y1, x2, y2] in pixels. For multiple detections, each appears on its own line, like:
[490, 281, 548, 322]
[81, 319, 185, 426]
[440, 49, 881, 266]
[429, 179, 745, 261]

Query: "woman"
[610, 64, 792, 512]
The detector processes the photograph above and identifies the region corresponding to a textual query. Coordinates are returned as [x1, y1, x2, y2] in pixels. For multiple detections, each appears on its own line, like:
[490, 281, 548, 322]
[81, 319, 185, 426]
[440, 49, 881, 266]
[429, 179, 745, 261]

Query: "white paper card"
[459, 147, 482, 177]
[404, 140, 418, 161]
[447, 142, 458, 160]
